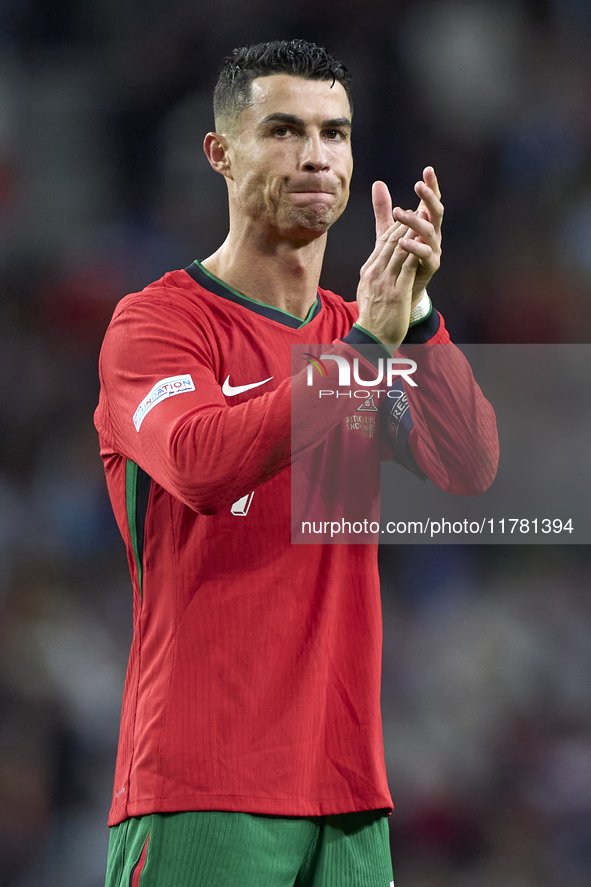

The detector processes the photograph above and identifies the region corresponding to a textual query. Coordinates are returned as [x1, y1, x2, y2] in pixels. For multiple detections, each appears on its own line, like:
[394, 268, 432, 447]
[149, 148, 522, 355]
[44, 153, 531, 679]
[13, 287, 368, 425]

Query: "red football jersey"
[95, 261, 498, 825]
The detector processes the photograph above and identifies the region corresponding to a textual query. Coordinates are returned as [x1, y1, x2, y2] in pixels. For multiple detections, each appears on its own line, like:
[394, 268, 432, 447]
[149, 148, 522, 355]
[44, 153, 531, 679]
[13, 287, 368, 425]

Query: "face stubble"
[227, 77, 352, 243]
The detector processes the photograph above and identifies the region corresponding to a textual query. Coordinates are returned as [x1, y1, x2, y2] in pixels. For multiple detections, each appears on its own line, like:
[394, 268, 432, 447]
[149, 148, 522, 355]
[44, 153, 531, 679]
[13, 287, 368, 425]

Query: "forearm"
[100, 330, 381, 515]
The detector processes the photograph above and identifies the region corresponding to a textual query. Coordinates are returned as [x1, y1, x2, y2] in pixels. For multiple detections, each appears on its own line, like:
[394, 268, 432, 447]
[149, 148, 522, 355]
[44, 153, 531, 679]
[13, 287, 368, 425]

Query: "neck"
[201, 225, 327, 321]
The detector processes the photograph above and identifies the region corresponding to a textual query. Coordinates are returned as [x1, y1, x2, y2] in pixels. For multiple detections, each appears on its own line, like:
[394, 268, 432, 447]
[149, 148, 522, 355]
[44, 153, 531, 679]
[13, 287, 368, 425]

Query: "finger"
[362, 217, 410, 273]
[397, 238, 435, 264]
[382, 233, 417, 280]
[401, 214, 423, 242]
[423, 166, 441, 200]
[377, 221, 415, 266]
[394, 251, 420, 288]
[364, 230, 408, 281]
[402, 252, 420, 272]
[414, 176, 444, 231]
[372, 181, 394, 240]
[361, 216, 413, 277]
[414, 183, 444, 230]
[393, 207, 438, 248]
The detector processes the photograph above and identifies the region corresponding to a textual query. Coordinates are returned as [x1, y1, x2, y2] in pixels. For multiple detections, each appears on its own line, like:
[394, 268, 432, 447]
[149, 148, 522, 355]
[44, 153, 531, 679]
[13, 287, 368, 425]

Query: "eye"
[324, 129, 346, 141]
[272, 126, 292, 137]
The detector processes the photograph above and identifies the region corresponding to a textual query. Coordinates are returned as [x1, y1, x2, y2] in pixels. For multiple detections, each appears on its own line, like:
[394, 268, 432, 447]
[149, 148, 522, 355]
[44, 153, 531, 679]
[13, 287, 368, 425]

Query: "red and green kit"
[95, 260, 497, 826]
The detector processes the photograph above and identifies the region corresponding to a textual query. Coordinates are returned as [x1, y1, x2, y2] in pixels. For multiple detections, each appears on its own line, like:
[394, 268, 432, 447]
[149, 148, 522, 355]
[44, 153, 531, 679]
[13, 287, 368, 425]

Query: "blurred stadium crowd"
[1, 0, 591, 884]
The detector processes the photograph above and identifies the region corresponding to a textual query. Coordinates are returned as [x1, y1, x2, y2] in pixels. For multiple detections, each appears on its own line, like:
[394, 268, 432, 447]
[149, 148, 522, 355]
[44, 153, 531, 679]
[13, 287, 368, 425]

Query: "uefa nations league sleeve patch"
[133, 375, 195, 431]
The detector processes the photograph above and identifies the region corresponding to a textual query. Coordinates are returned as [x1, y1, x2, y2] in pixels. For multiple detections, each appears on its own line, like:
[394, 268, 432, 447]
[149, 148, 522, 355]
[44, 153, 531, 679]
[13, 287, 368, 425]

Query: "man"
[95, 40, 498, 887]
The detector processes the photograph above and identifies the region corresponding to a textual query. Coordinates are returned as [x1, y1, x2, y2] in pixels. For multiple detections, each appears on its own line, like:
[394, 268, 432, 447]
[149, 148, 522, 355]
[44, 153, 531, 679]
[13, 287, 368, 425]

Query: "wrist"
[354, 318, 403, 352]
[409, 290, 432, 326]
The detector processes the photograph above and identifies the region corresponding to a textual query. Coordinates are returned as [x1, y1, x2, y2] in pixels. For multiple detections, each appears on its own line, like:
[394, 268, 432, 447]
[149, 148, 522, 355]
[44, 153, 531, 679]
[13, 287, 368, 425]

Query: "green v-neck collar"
[185, 260, 321, 329]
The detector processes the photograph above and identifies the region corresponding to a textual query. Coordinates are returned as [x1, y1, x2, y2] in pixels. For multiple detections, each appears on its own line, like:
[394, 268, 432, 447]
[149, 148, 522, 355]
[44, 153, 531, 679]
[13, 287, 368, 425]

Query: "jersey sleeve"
[95, 294, 381, 515]
[396, 311, 499, 496]
[403, 343, 499, 496]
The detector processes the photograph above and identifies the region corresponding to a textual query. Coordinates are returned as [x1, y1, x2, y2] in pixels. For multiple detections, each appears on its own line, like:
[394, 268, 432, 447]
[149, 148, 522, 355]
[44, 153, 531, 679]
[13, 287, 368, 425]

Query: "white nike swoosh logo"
[222, 375, 273, 396]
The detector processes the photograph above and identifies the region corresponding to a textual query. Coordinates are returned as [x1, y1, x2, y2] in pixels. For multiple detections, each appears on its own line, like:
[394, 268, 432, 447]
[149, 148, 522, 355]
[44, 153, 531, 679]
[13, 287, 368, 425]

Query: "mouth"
[288, 190, 337, 204]
[289, 184, 337, 194]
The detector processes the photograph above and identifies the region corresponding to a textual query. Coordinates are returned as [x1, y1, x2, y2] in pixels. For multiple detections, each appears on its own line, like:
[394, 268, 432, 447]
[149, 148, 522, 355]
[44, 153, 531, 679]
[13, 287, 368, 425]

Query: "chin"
[283, 206, 341, 236]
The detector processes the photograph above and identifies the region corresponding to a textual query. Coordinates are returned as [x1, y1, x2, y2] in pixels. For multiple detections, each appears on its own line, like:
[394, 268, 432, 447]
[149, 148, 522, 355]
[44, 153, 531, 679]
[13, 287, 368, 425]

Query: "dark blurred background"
[1, 1, 591, 884]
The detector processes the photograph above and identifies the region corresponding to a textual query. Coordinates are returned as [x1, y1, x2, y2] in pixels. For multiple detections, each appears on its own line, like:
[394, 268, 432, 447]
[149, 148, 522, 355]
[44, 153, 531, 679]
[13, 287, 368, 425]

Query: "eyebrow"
[260, 112, 352, 128]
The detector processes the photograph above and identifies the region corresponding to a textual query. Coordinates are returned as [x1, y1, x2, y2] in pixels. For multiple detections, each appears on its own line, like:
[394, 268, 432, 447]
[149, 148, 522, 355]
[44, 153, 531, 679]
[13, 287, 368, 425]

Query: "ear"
[203, 132, 233, 180]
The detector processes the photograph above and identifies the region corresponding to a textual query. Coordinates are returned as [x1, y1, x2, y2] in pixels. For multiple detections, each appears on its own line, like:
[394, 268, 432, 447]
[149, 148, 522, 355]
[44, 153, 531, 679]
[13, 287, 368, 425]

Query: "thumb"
[398, 252, 420, 283]
[372, 181, 393, 240]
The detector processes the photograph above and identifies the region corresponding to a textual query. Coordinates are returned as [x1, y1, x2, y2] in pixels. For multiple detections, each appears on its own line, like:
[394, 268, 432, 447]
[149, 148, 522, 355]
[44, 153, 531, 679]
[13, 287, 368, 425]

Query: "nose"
[300, 133, 330, 172]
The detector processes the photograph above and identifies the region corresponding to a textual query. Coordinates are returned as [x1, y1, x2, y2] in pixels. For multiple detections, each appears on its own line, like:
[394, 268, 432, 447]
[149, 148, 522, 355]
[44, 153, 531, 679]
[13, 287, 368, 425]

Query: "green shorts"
[105, 809, 394, 887]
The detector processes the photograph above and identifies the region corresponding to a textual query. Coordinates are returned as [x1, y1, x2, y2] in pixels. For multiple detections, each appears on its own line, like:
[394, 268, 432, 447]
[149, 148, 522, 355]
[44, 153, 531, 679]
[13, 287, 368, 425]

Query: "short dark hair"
[213, 39, 352, 131]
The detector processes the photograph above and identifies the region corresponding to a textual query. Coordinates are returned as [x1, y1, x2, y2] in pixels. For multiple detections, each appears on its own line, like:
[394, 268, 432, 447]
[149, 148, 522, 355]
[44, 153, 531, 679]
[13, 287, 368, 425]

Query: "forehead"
[244, 74, 351, 126]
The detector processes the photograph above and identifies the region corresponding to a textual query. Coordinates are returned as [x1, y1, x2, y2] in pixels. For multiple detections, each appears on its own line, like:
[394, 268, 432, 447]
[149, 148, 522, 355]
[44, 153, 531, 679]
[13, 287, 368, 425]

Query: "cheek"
[238, 149, 280, 185]
[341, 153, 354, 183]
[234, 163, 266, 200]
[235, 165, 282, 215]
